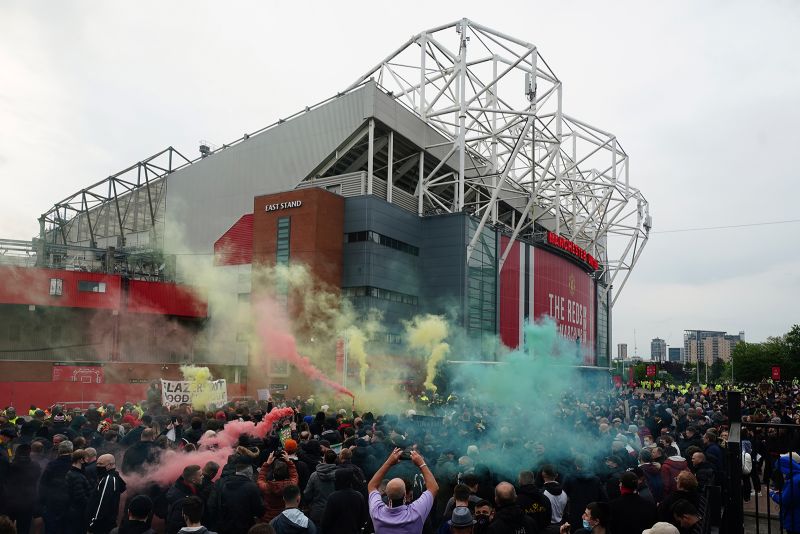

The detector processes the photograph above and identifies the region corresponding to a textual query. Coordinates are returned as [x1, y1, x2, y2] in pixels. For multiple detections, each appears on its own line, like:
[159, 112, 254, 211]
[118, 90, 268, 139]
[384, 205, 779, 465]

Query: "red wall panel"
[214, 214, 254, 266]
[533, 247, 596, 365]
[0, 266, 121, 310]
[127, 280, 207, 318]
[499, 236, 521, 348]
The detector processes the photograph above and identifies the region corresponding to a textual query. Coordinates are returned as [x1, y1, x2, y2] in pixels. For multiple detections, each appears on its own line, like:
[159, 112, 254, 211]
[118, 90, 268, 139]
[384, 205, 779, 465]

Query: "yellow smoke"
[344, 311, 381, 391]
[405, 314, 450, 392]
[180, 365, 214, 410]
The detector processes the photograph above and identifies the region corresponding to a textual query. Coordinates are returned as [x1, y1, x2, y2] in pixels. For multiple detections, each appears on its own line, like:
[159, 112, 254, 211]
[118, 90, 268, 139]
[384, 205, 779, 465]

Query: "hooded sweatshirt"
[543, 480, 568, 524]
[303, 463, 337, 524]
[771, 454, 800, 532]
[270, 508, 317, 534]
[660, 456, 688, 498]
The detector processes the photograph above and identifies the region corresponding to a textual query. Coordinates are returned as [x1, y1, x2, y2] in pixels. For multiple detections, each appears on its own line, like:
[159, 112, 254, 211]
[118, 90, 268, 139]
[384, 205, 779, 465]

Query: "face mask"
[476, 516, 490, 527]
[583, 519, 592, 530]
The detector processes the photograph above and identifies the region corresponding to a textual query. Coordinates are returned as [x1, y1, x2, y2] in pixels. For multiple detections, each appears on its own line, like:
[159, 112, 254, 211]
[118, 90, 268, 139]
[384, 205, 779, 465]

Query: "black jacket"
[563, 473, 605, 531]
[66, 466, 93, 526]
[5, 456, 41, 517]
[88, 470, 127, 534]
[40, 455, 73, 518]
[658, 490, 701, 523]
[110, 519, 155, 534]
[121, 441, 159, 475]
[165, 477, 198, 534]
[609, 493, 657, 534]
[321, 488, 367, 534]
[303, 463, 337, 524]
[691, 461, 716, 488]
[487, 504, 539, 534]
[517, 484, 552, 531]
[208, 473, 264, 534]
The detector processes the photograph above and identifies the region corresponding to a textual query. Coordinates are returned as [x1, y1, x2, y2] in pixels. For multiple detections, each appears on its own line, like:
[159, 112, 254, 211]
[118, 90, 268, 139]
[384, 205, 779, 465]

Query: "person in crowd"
[670, 500, 701, 534]
[269, 485, 316, 534]
[487, 482, 538, 534]
[121, 428, 159, 475]
[84, 448, 99, 487]
[87, 454, 127, 534]
[5, 443, 41, 534]
[642, 522, 679, 534]
[658, 471, 700, 525]
[660, 449, 688, 499]
[200, 462, 220, 503]
[110, 495, 155, 534]
[65, 450, 92, 534]
[321, 468, 367, 534]
[516, 470, 552, 531]
[208, 456, 265, 534]
[541, 464, 568, 528]
[609, 471, 657, 534]
[302, 450, 338, 526]
[563, 456, 605, 533]
[447, 507, 476, 534]
[165, 465, 204, 534]
[258, 450, 299, 522]
[769, 452, 800, 534]
[689, 452, 715, 489]
[367, 448, 438, 534]
[701, 433, 723, 475]
[177, 496, 216, 534]
[39, 440, 74, 534]
[442, 483, 481, 524]
[559, 502, 610, 534]
[472, 501, 493, 534]
[282, 440, 310, 492]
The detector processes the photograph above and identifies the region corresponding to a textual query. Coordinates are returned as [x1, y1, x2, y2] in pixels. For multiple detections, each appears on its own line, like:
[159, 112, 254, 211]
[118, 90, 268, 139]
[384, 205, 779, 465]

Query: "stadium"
[0, 19, 650, 407]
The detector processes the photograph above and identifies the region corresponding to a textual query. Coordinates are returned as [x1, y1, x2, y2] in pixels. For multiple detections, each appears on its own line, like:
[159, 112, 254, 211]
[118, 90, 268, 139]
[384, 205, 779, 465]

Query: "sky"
[1, 1, 798, 354]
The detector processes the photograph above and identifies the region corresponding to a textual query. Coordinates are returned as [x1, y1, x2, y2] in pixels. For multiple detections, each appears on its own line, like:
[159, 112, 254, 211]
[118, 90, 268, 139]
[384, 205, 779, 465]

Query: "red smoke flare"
[253, 299, 355, 399]
[123, 406, 294, 489]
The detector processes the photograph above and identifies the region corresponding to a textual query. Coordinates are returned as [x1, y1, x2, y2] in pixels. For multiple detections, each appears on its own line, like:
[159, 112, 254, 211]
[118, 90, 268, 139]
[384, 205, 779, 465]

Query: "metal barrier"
[727, 391, 800, 534]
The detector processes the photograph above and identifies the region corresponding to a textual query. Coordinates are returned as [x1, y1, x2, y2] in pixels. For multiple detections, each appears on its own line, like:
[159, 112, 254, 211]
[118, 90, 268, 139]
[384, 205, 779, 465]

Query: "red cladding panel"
[214, 214, 254, 266]
[499, 236, 521, 348]
[533, 247, 596, 365]
[0, 266, 121, 310]
[126, 280, 207, 318]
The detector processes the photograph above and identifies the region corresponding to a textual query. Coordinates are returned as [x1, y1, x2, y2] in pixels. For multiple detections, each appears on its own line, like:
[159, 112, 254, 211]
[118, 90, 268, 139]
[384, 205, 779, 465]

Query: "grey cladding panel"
[165, 86, 370, 254]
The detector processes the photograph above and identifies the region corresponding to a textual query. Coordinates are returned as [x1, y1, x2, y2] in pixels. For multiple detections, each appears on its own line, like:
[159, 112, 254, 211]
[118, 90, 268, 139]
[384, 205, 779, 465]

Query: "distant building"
[651, 338, 667, 363]
[684, 330, 745, 364]
[668, 346, 684, 363]
[617, 343, 628, 360]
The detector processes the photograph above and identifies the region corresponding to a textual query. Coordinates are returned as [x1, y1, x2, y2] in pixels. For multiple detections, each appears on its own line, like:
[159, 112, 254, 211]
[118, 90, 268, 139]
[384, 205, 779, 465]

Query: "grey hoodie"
[303, 463, 337, 524]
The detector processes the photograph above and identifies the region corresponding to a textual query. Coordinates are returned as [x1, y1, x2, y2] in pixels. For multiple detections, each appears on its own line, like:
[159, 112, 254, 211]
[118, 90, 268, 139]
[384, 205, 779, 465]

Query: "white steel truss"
[345, 18, 651, 305]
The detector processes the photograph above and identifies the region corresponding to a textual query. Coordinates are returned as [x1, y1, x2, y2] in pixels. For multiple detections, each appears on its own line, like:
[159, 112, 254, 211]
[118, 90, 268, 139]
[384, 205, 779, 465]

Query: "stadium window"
[276, 217, 291, 265]
[49, 278, 63, 296]
[78, 280, 106, 293]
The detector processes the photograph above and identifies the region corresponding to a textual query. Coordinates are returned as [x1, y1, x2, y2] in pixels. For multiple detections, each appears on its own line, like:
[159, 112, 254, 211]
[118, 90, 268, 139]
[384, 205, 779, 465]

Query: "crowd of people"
[1, 379, 799, 534]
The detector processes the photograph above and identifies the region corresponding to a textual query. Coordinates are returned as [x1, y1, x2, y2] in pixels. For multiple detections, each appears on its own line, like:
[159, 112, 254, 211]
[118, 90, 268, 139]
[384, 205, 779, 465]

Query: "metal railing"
[727, 391, 800, 534]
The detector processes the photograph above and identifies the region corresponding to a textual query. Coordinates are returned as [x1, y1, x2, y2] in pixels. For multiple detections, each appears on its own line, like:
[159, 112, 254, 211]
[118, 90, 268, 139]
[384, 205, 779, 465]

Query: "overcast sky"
[1, 1, 798, 353]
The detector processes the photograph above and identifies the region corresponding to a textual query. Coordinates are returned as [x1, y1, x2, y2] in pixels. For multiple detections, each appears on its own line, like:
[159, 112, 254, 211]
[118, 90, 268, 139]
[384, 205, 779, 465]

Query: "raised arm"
[367, 448, 403, 493]
[410, 450, 438, 497]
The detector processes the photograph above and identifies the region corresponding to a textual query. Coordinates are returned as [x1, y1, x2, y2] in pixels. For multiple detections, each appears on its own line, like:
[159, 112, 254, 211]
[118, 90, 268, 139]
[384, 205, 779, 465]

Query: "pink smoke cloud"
[253, 298, 355, 399]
